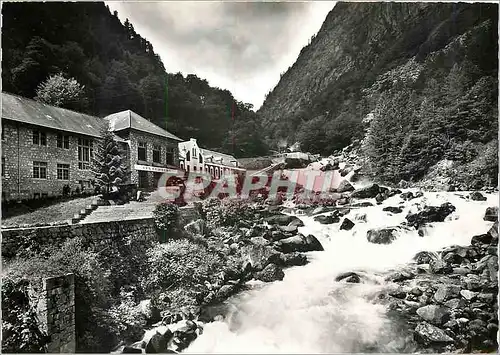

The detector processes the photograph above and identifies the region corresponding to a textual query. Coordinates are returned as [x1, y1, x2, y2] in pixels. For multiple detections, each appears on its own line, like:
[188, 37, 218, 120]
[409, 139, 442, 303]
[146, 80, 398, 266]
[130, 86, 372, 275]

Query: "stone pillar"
[30, 274, 76, 353]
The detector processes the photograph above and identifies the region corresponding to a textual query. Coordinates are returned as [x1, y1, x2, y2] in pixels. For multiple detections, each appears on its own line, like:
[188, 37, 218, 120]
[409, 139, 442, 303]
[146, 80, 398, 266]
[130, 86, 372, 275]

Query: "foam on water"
[185, 190, 497, 353]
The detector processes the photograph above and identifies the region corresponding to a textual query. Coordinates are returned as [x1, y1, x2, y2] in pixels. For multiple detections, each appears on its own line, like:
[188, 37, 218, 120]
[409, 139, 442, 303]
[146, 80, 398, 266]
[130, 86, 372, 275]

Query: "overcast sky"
[105, 1, 336, 110]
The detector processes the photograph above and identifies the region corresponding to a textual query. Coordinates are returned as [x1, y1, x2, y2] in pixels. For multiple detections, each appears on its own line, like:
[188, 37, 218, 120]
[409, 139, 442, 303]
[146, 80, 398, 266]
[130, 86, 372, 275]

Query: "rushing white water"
[186, 189, 497, 354]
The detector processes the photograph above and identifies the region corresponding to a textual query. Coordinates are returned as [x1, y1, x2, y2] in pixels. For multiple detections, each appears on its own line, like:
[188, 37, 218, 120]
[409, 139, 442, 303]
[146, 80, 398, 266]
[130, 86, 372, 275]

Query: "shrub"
[201, 198, 252, 229]
[105, 287, 147, 343]
[141, 240, 223, 295]
[153, 202, 180, 242]
[1, 278, 49, 353]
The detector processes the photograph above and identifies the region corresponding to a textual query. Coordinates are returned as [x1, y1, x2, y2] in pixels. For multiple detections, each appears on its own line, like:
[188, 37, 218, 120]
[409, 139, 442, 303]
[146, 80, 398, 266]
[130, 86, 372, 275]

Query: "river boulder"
[337, 180, 355, 193]
[366, 227, 399, 244]
[314, 214, 340, 224]
[416, 305, 451, 325]
[483, 206, 498, 222]
[240, 243, 280, 271]
[255, 263, 285, 282]
[351, 184, 388, 199]
[400, 192, 415, 201]
[269, 252, 308, 267]
[144, 327, 174, 353]
[405, 202, 456, 229]
[413, 251, 438, 264]
[414, 322, 454, 345]
[265, 214, 302, 226]
[339, 218, 355, 231]
[275, 234, 324, 253]
[470, 191, 487, 201]
[383, 206, 403, 214]
[335, 271, 361, 283]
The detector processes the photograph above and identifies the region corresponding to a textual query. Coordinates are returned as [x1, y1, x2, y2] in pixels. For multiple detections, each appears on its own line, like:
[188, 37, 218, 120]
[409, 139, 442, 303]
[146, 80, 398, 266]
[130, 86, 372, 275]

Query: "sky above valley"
[105, 1, 336, 110]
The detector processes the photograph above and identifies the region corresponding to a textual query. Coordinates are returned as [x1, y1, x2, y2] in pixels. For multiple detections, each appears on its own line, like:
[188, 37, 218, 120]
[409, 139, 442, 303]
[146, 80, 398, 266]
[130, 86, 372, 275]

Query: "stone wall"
[28, 274, 76, 353]
[2, 218, 157, 260]
[2, 207, 199, 260]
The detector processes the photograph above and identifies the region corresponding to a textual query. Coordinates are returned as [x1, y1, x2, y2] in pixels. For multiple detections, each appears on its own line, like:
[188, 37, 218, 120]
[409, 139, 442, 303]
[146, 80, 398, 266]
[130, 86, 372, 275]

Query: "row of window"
[32, 162, 70, 180]
[138, 142, 175, 165]
[32, 130, 71, 149]
[31, 130, 93, 169]
[181, 163, 235, 179]
[185, 151, 204, 164]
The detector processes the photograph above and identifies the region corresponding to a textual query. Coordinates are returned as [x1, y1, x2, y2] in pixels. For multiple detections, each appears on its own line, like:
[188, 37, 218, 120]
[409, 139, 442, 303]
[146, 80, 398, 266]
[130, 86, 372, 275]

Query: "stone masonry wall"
[2, 207, 199, 260]
[28, 274, 76, 353]
[2, 218, 157, 260]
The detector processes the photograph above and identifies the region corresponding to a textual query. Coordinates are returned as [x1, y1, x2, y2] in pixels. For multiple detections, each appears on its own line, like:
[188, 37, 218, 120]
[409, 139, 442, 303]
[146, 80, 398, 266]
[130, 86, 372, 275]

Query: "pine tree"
[92, 126, 128, 196]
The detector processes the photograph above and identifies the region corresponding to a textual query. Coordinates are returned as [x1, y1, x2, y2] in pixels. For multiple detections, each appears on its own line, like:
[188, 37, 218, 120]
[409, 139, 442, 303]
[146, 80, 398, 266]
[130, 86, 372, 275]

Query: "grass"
[1, 195, 96, 228]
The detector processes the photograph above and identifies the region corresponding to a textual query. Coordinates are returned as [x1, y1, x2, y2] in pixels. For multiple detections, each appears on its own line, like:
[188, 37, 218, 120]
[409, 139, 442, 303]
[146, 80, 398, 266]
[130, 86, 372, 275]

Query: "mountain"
[257, 2, 498, 188]
[1, 1, 268, 158]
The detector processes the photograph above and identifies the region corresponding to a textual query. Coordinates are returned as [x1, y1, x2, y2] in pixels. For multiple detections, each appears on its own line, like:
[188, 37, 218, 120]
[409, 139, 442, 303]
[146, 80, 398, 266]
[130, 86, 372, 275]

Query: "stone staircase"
[69, 198, 101, 224]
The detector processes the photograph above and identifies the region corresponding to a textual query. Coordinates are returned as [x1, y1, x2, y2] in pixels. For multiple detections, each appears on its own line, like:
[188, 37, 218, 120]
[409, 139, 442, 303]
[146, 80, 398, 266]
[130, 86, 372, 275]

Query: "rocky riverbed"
[114, 178, 497, 354]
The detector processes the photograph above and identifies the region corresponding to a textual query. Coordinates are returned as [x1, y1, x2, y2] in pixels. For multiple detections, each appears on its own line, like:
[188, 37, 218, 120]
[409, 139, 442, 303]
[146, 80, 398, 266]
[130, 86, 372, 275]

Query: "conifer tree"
[92, 126, 128, 196]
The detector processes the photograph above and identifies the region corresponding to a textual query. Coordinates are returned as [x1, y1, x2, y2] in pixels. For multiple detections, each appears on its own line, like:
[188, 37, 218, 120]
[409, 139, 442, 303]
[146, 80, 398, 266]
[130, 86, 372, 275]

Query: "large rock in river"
[314, 214, 340, 224]
[255, 263, 285, 282]
[366, 227, 399, 244]
[337, 180, 355, 193]
[405, 202, 456, 229]
[275, 234, 324, 253]
[265, 214, 302, 226]
[350, 184, 389, 199]
[240, 243, 280, 271]
[483, 206, 498, 222]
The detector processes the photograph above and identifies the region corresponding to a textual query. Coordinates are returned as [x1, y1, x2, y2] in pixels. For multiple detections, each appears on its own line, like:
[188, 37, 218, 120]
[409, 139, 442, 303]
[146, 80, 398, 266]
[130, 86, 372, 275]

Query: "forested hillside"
[1, 2, 268, 158]
[258, 2, 498, 188]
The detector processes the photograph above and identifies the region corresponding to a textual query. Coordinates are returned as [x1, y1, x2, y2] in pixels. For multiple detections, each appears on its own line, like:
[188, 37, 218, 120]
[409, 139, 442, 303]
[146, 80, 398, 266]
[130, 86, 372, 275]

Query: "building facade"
[104, 110, 182, 190]
[178, 138, 245, 180]
[1, 93, 181, 202]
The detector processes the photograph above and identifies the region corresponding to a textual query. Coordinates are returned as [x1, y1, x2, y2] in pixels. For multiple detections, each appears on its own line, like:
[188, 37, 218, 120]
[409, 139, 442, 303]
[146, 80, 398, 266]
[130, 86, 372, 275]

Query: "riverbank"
[183, 188, 497, 353]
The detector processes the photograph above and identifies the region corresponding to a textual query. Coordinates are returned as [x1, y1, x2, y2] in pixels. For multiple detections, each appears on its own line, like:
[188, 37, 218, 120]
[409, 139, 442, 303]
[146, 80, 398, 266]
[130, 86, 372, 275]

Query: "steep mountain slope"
[1, 2, 268, 157]
[258, 2, 498, 188]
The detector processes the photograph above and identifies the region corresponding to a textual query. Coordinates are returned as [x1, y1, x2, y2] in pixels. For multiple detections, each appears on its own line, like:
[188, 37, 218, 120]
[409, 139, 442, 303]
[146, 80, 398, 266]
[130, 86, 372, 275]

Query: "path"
[80, 190, 168, 224]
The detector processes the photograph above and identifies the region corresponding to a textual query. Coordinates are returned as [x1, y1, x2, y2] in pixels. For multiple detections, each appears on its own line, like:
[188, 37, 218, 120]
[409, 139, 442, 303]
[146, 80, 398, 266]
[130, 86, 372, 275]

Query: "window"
[57, 164, 70, 180]
[33, 130, 47, 146]
[1, 157, 4, 177]
[33, 161, 47, 179]
[186, 151, 190, 162]
[166, 147, 175, 165]
[1, 124, 5, 141]
[138, 142, 147, 161]
[153, 145, 161, 163]
[199, 153, 203, 164]
[192, 148, 197, 158]
[78, 138, 93, 170]
[57, 134, 70, 149]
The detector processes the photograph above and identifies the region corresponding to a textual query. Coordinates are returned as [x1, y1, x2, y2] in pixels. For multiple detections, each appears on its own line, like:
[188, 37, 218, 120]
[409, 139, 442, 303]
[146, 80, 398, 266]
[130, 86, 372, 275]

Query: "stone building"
[1, 92, 182, 201]
[178, 138, 245, 179]
[104, 110, 182, 189]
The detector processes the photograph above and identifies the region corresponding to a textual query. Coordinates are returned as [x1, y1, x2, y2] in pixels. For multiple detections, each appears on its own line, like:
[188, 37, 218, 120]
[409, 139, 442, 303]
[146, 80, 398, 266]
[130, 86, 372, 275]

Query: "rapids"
[185, 189, 497, 353]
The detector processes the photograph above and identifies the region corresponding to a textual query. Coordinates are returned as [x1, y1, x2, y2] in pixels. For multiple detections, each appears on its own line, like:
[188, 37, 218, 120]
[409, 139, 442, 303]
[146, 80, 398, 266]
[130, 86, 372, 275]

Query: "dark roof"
[104, 110, 182, 141]
[2, 92, 105, 137]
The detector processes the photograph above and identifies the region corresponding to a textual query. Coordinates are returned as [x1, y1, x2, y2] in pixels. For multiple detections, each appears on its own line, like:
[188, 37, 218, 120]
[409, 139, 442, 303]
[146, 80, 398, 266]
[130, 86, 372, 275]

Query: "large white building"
[178, 138, 245, 179]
